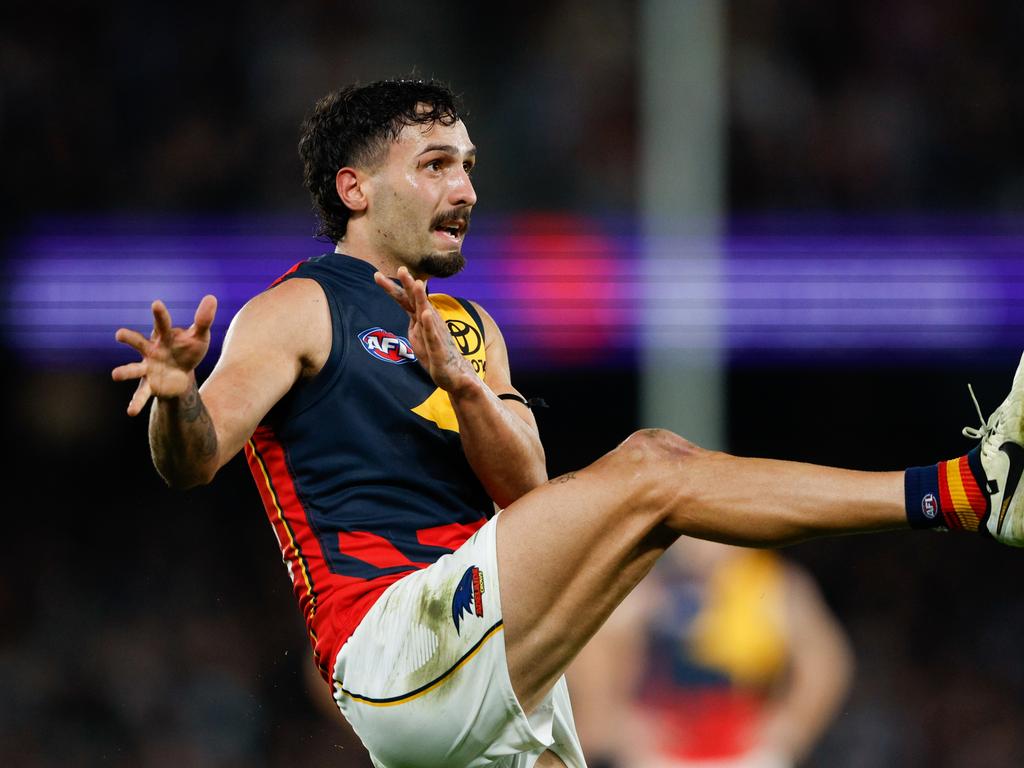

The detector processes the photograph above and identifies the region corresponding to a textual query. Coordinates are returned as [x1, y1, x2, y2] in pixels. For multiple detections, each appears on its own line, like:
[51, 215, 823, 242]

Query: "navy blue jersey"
[244, 253, 492, 678]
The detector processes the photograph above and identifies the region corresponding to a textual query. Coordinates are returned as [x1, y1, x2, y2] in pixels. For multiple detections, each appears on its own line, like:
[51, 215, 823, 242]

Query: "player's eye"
[425, 159, 444, 171]
[463, 161, 475, 174]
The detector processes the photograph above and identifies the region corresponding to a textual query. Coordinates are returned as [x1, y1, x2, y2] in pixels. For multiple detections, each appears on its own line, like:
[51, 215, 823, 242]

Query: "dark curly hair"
[298, 79, 463, 244]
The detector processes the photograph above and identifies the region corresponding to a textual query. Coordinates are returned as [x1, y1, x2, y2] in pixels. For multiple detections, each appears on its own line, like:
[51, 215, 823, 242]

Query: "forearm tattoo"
[151, 380, 218, 482]
[548, 471, 577, 485]
[180, 385, 218, 459]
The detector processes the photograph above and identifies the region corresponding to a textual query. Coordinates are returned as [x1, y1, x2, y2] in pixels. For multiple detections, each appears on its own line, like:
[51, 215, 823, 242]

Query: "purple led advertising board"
[5, 214, 1024, 369]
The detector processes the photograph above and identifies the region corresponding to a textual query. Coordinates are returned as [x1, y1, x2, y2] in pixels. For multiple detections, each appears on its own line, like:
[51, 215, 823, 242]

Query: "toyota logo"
[446, 319, 481, 355]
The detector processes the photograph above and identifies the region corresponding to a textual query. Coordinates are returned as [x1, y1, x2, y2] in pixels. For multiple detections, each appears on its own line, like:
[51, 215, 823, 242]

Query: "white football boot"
[963, 353, 1024, 546]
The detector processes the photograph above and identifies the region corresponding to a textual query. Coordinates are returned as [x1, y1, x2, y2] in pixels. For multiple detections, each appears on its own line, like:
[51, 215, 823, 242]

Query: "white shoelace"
[962, 383, 999, 442]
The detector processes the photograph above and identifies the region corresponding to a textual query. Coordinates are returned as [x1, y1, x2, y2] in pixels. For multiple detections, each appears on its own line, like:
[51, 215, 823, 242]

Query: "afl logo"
[358, 327, 417, 364]
[921, 493, 938, 519]
[446, 319, 481, 355]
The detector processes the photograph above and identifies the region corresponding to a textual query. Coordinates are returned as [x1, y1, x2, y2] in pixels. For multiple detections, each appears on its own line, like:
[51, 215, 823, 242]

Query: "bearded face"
[362, 117, 477, 279]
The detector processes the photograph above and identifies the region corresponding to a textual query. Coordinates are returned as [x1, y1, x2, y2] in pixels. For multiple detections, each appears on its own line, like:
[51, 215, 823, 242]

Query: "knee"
[618, 428, 700, 464]
[602, 430, 700, 517]
[610, 429, 702, 507]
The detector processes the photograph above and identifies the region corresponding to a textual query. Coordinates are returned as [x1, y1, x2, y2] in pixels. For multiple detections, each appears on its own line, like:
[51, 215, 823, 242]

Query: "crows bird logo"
[452, 565, 485, 634]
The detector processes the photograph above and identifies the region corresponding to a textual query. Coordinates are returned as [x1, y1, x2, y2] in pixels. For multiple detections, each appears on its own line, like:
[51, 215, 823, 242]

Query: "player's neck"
[334, 240, 427, 282]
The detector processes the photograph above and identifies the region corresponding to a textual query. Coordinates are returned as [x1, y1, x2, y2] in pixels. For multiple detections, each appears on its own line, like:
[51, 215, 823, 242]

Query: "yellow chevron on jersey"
[410, 294, 487, 433]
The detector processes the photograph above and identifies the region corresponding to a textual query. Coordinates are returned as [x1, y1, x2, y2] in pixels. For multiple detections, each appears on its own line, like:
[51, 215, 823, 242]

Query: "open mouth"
[433, 220, 467, 242]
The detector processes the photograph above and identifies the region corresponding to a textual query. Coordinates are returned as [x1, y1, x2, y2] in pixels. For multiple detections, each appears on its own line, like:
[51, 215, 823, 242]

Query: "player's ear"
[336, 167, 368, 212]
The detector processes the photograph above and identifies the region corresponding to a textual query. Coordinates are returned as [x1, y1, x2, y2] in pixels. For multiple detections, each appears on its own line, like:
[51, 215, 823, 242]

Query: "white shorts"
[332, 514, 586, 768]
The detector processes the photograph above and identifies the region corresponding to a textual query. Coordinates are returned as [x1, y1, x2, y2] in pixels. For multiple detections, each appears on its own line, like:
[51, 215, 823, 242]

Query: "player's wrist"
[446, 371, 486, 400]
[154, 371, 199, 403]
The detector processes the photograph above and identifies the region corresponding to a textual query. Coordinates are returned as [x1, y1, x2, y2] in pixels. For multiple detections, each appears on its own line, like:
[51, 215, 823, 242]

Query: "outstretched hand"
[373, 267, 476, 393]
[112, 295, 218, 416]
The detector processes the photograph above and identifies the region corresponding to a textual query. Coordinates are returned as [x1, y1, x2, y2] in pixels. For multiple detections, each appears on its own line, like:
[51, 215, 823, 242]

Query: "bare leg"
[497, 428, 905, 713]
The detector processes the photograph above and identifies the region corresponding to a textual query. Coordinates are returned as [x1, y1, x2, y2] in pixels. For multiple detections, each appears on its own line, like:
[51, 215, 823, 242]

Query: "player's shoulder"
[432, 295, 493, 330]
[423, 291, 486, 334]
[250, 274, 328, 316]
[226, 276, 331, 371]
[463, 299, 505, 347]
[270, 252, 341, 285]
[464, 298, 492, 323]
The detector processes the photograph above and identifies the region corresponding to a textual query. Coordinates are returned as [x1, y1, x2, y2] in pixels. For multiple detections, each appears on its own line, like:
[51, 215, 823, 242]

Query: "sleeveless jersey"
[243, 253, 492, 680]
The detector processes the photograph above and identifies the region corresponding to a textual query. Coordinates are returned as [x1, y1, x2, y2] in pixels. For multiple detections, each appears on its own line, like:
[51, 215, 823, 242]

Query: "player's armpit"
[199, 277, 332, 472]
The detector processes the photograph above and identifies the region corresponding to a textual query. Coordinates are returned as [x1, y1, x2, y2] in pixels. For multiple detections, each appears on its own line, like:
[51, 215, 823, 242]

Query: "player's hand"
[374, 267, 476, 393]
[112, 295, 218, 416]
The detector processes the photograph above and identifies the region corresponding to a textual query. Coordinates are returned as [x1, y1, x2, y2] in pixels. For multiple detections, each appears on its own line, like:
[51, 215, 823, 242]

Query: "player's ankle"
[904, 447, 987, 533]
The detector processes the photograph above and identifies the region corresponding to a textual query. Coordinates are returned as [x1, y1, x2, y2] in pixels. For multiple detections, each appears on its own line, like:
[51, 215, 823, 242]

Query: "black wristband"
[498, 393, 548, 409]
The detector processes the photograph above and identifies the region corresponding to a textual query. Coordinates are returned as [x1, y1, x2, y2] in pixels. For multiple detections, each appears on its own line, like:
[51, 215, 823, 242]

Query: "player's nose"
[449, 168, 477, 208]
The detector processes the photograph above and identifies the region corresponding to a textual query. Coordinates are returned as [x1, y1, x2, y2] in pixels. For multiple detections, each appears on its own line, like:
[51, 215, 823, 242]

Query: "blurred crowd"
[730, 2, 1024, 210]
[5, 1, 1024, 230]
[5, 1, 1024, 766]
[0, 0, 637, 232]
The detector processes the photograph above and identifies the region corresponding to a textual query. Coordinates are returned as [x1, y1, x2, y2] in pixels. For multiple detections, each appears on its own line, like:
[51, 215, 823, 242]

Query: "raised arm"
[113, 278, 330, 488]
[374, 267, 547, 508]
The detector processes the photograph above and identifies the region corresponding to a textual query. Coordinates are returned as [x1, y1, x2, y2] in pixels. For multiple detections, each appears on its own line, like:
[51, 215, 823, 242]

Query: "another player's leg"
[496, 354, 1024, 714]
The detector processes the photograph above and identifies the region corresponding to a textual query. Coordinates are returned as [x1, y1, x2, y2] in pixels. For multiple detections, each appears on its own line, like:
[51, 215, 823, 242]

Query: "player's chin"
[419, 250, 466, 278]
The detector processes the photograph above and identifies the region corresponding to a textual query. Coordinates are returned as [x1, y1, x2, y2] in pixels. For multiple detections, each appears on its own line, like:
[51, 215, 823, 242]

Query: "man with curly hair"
[114, 79, 1024, 768]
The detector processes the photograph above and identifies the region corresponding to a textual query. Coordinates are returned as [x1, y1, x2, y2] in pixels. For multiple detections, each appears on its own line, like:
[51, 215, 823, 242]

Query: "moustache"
[430, 207, 473, 233]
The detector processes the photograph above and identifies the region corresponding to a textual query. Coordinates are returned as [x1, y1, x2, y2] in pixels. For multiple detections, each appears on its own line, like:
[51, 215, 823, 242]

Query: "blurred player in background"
[569, 538, 852, 768]
[114, 78, 1024, 768]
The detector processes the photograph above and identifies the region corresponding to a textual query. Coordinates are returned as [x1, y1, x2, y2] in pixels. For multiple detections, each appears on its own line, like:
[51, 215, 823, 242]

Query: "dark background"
[4, 2, 1024, 766]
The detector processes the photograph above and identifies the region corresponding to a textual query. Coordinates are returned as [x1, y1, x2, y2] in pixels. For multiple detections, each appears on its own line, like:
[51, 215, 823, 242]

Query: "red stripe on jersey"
[271, 261, 304, 287]
[338, 530, 431, 571]
[416, 518, 487, 551]
[246, 428, 334, 621]
[246, 426, 412, 683]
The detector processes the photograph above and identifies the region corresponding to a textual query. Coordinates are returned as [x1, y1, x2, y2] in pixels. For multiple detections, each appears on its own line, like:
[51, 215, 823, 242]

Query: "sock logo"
[921, 493, 938, 519]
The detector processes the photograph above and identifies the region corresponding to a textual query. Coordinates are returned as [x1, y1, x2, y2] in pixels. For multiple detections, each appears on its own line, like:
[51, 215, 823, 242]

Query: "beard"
[420, 205, 471, 277]
[418, 249, 466, 278]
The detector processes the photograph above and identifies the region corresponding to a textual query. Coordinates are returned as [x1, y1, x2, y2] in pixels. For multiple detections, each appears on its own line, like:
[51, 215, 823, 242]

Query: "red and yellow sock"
[905, 447, 989, 532]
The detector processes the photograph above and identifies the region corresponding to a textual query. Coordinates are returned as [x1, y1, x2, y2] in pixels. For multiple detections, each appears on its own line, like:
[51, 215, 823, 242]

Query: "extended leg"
[496, 428, 905, 713]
